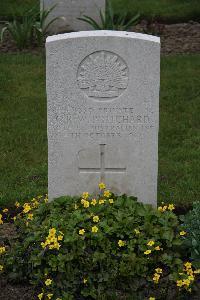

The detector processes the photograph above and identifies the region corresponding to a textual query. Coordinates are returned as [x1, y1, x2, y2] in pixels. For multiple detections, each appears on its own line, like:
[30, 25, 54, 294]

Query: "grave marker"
[46, 31, 160, 205]
[42, 0, 105, 32]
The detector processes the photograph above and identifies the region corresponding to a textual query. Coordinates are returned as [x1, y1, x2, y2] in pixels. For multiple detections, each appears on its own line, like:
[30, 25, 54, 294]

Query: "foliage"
[78, 0, 140, 31]
[1, 185, 200, 299]
[0, 13, 35, 49]
[0, 3, 59, 49]
[181, 202, 200, 268]
[111, 0, 200, 23]
[33, 2, 61, 46]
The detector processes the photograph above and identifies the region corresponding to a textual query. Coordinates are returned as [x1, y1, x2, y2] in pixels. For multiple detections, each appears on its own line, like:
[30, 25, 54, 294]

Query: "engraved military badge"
[77, 51, 129, 100]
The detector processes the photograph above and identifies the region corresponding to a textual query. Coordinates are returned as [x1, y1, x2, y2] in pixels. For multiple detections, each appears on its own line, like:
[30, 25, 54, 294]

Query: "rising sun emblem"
[77, 51, 129, 100]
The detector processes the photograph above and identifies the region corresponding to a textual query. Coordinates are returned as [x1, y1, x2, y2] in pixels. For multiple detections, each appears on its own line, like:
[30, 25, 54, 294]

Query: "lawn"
[0, 0, 200, 22]
[0, 53, 199, 208]
[112, 0, 200, 22]
[0, 0, 39, 18]
[0, 54, 47, 206]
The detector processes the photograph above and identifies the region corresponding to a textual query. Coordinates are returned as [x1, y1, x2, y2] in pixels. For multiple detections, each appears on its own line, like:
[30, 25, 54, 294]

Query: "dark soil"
[0, 21, 200, 55]
[133, 20, 200, 55]
[0, 278, 38, 300]
[0, 223, 38, 300]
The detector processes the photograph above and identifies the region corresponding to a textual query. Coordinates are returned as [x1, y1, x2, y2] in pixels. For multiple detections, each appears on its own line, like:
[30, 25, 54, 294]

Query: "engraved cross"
[79, 144, 126, 182]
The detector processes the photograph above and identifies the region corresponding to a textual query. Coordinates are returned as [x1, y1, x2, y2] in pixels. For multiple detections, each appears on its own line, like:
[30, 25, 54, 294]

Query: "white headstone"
[42, 0, 105, 32]
[46, 31, 160, 205]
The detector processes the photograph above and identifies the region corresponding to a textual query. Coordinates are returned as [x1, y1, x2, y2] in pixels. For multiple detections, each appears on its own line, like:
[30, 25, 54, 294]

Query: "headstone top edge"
[46, 30, 160, 44]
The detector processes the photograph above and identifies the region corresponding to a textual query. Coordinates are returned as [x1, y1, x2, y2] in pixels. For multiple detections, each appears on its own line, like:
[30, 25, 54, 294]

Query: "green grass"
[111, 0, 200, 22]
[0, 0, 200, 22]
[0, 54, 199, 208]
[0, 54, 47, 206]
[159, 55, 200, 207]
[0, 0, 39, 18]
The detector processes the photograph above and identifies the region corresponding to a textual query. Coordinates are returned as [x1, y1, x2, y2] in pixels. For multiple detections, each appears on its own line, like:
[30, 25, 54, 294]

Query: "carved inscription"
[62, 105, 154, 139]
[77, 51, 129, 100]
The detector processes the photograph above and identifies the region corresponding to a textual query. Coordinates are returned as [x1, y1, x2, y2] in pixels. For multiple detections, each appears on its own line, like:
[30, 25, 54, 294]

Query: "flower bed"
[0, 184, 200, 299]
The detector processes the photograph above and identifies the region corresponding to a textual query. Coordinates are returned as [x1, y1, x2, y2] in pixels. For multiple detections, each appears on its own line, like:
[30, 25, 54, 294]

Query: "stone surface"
[46, 31, 160, 205]
[42, 0, 105, 32]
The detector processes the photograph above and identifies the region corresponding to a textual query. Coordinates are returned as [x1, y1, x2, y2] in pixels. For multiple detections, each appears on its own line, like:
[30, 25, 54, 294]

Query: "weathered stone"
[42, 0, 105, 32]
[46, 31, 160, 205]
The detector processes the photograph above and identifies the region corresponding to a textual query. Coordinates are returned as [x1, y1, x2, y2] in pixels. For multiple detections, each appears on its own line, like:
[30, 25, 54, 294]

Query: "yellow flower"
[109, 199, 114, 204]
[54, 242, 61, 250]
[23, 203, 31, 213]
[79, 229, 85, 235]
[49, 228, 56, 236]
[0, 214, 3, 225]
[180, 231, 187, 236]
[82, 192, 89, 199]
[188, 275, 195, 281]
[168, 204, 175, 211]
[147, 240, 155, 247]
[99, 182, 106, 190]
[194, 269, 200, 274]
[47, 294, 53, 299]
[3, 208, 8, 213]
[177, 280, 184, 287]
[15, 201, 20, 208]
[118, 240, 125, 247]
[155, 246, 161, 251]
[27, 213, 33, 220]
[92, 226, 98, 233]
[41, 242, 46, 248]
[155, 268, 162, 274]
[183, 279, 190, 286]
[149, 297, 155, 300]
[93, 216, 100, 223]
[158, 206, 167, 212]
[184, 262, 192, 269]
[13, 216, 17, 221]
[153, 273, 160, 284]
[83, 278, 87, 284]
[45, 278, 52, 286]
[186, 268, 193, 276]
[104, 190, 111, 198]
[0, 265, 3, 271]
[83, 200, 90, 208]
[44, 196, 48, 203]
[32, 200, 39, 208]
[58, 235, 63, 241]
[74, 204, 78, 210]
[0, 246, 6, 254]
[134, 229, 140, 234]
[99, 199, 105, 205]
[144, 250, 151, 255]
[91, 198, 97, 206]
[38, 293, 43, 300]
